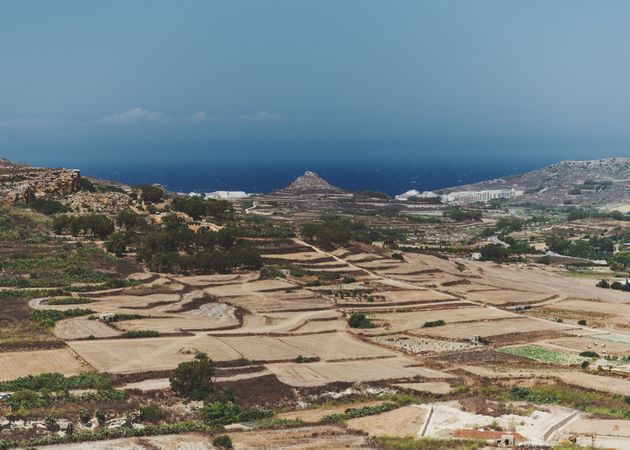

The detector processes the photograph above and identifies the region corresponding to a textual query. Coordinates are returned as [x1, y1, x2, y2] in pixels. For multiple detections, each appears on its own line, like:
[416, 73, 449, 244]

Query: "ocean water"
[16, 137, 614, 195]
[77, 158, 552, 196]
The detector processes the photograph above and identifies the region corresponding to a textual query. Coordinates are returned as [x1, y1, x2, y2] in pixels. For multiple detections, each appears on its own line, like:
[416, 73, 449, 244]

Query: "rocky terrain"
[275, 171, 346, 195]
[441, 158, 630, 208]
[0, 158, 80, 203]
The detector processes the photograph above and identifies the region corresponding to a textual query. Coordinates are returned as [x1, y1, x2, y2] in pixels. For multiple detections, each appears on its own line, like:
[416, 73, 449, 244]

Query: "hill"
[275, 171, 346, 195]
[441, 158, 630, 209]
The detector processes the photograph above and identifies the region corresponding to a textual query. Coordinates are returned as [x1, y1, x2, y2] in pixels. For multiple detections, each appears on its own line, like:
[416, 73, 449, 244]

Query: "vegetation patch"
[501, 345, 586, 365]
[121, 330, 160, 338]
[31, 308, 94, 327]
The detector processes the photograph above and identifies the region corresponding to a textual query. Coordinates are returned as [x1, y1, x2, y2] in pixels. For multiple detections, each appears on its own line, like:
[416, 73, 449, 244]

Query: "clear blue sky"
[2, 0, 630, 165]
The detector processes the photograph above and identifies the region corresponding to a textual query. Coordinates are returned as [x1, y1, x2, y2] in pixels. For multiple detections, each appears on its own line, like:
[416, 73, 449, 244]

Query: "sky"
[2, 0, 630, 166]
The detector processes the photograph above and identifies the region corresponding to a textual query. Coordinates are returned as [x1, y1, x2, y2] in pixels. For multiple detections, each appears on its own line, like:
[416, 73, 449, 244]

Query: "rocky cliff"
[0, 158, 80, 202]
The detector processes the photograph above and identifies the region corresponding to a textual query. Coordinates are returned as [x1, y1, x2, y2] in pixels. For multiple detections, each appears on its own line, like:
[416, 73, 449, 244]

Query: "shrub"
[122, 330, 160, 338]
[139, 403, 165, 421]
[29, 198, 70, 215]
[95, 409, 106, 425]
[295, 355, 317, 363]
[581, 360, 590, 369]
[596, 279, 610, 289]
[44, 415, 60, 432]
[423, 320, 445, 328]
[577, 319, 587, 326]
[580, 351, 599, 358]
[347, 312, 375, 329]
[213, 435, 233, 449]
[78, 409, 92, 423]
[170, 352, 216, 400]
[201, 401, 272, 426]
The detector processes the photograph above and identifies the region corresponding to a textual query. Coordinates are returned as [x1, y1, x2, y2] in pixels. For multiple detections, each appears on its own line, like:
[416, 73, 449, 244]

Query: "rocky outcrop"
[277, 171, 346, 194]
[66, 191, 132, 214]
[0, 159, 80, 203]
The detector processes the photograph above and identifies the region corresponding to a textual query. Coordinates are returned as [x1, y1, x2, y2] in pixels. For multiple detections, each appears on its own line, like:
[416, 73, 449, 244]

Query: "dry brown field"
[408, 317, 572, 340]
[0, 348, 88, 381]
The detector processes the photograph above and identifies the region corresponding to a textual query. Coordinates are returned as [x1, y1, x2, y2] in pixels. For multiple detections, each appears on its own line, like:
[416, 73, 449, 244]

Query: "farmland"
[3, 170, 630, 449]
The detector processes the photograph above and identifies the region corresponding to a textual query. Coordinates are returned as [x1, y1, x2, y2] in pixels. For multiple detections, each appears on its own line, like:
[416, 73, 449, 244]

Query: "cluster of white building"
[186, 191, 250, 200]
[442, 188, 524, 204]
[396, 188, 524, 205]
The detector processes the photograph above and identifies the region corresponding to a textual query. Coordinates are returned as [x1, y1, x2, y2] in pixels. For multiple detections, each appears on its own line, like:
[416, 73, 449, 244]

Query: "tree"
[212, 435, 233, 449]
[347, 312, 374, 329]
[137, 184, 164, 203]
[480, 244, 509, 262]
[169, 352, 216, 400]
[106, 232, 128, 257]
[116, 209, 145, 229]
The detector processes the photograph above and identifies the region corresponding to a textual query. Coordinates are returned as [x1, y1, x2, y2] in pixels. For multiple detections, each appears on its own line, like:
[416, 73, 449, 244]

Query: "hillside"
[442, 158, 630, 209]
[275, 170, 346, 195]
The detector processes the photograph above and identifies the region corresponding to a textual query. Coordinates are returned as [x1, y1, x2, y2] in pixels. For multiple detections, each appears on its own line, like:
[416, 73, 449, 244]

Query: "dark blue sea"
[76, 158, 550, 196]
[14, 138, 630, 196]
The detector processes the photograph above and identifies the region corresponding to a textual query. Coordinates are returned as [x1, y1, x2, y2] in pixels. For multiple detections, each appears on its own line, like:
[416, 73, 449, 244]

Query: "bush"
[577, 319, 587, 326]
[139, 403, 165, 421]
[95, 409, 106, 425]
[213, 435, 233, 449]
[347, 312, 375, 329]
[122, 330, 160, 339]
[581, 360, 590, 369]
[78, 409, 92, 424]
[596, 279, 610, 289]
[580, 351, 599, 358]
[44, 415, 60, 432]
[170, 352, 216, 400]
[201, 401, 272, 426]
[422, 320, 445, 328]
[29, 198, 70, 215]
[479, 244, 509, 262]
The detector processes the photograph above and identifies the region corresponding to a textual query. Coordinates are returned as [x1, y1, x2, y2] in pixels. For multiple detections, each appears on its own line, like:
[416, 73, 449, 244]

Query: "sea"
[13, 138, 630, 196]
[76, 158, 550, 196]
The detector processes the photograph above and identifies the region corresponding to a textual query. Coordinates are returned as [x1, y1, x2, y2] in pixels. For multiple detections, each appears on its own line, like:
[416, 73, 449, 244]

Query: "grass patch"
[0, 371, 112, 392]
[31, 308, 94, 327]
[46, 297, 93, 305]
[501, 345, 586, 365]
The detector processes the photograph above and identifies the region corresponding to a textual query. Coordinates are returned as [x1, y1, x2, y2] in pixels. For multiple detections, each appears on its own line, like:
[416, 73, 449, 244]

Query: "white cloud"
[189, 111, 226, 123]
[0, 117, 69, 128]
[97, 108, 165, 125]
[238, 111, 282, 122]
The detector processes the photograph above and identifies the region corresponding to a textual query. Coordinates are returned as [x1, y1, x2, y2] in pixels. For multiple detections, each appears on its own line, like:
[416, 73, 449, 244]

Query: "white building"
[442, 189, 523, 205]
[395, 190, 439, 201]
[204, 191, 249, 200]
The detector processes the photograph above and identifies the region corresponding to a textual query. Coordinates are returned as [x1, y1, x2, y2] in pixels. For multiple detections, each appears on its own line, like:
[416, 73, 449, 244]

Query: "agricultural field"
[500, 345, 588, 365]
[4, 177, 630, 449]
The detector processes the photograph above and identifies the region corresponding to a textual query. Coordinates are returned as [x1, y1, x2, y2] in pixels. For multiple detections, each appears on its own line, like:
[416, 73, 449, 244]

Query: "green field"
[501, 345, 587, 365]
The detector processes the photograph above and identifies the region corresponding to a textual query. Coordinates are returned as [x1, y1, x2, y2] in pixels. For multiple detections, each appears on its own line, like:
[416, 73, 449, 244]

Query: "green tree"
[169, 352, 216, 400]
